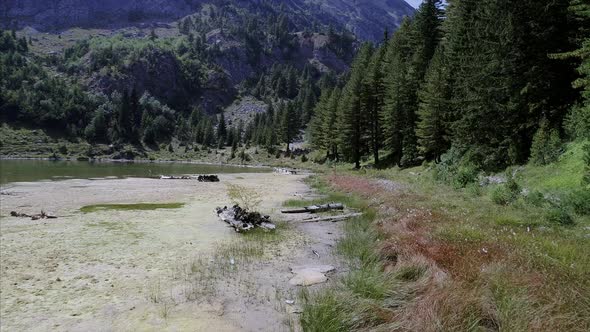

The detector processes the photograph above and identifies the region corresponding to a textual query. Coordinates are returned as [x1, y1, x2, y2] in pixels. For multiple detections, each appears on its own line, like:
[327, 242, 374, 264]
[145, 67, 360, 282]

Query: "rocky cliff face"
[308, 0, 416, 41]
[1, 0, 201, 31]
[2, 0, 414, 41]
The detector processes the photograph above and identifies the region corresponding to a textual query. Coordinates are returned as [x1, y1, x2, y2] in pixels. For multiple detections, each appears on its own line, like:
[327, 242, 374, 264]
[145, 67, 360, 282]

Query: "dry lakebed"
[0, 171, 344, 331]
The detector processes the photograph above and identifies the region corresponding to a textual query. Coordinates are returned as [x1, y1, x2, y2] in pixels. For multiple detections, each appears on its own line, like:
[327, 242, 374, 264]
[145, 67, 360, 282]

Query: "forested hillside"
[309, 0, 589, 172]
[1, 1, 364, 155]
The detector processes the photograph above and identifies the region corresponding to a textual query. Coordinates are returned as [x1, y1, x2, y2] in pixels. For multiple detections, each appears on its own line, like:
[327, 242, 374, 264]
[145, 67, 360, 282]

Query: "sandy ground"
[0, 173, 343, 331]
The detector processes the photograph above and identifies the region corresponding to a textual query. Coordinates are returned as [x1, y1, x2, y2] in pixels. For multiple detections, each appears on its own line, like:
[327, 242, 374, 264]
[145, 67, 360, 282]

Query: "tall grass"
[299, 161, 590, 331]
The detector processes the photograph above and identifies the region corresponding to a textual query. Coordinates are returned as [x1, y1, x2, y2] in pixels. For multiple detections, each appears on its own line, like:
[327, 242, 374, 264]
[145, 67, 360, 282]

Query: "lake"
[0, 159, 269, 185]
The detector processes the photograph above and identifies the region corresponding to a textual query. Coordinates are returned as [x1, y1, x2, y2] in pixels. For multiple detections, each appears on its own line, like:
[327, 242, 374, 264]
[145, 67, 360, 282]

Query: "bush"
[545, 207, 574, 226]
[301, 154, 308, 163]
[524, 190, 546, 207]
[491, 186, 513, 205]
[433, 147, 479, 188]
[226, 184, 262, 211]
[490, 178, 521, 205]
[565, 189, 590, 215]
[530, 120, 562, 165]
[310, 150, 327, 164]
[564, 104, 590, 140]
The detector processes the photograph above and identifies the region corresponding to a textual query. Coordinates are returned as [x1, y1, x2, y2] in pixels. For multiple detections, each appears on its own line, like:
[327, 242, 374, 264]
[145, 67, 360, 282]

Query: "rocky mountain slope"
[2, 0, 415, 41]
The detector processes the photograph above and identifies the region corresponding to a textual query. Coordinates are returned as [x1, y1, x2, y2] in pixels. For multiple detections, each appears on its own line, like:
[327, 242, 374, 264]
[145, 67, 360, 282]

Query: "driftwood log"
[281, 203, 344, 214]
[216, 205, 276, 232]
[303, 213, 363, 223]
[10, 211, 57, 220]
[274, 168, 297, 175]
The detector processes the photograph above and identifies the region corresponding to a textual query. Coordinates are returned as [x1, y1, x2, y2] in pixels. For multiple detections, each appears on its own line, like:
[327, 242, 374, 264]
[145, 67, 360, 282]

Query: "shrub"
[524, 190, 546, 207]
[564, 104, 590, 140]
[565, 189, 590, 215]
[490, 178, 521, 205]
[310, 150, 327, 164]
[301, 154, 309, 163]
[491, 186, 513, 205]
[58, 144, 68, 155]
[530, 120, 562, 165]
[226, 184, 262, 211]
[545, 207, 574, 226]
[454, 164, 479, 188]
[433, 147, 479, 188]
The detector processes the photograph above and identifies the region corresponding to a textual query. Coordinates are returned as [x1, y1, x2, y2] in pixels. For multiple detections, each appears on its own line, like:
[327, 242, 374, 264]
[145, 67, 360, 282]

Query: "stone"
[288, 265, 335, 286]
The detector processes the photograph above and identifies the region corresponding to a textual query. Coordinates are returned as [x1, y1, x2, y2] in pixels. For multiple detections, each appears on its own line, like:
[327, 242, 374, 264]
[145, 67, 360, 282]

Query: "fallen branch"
[10, 210, 58, 220]
[216, 205, 275, 232]
[302, 213, 363, 223]
[281, 203, 344, 214]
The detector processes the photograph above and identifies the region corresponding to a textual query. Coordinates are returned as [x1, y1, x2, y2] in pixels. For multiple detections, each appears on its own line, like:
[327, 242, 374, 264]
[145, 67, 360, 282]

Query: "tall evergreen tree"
[339, 43, 373, 168]
[362, 44, 386, 165]
[281, 102, 299, 151]
[217, 112, 227, 145]
[382, 19, 414, 166]
[417, 45, 451, 161]
[117, 90, 132, 142]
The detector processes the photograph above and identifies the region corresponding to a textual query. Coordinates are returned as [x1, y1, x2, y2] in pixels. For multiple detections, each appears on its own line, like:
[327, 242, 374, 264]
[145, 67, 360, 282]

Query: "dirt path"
[0, 173, 343, 331]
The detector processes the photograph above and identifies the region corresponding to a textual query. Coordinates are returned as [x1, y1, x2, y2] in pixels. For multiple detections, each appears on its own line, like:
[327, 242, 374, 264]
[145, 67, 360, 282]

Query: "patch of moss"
[80, 202, 185, 213]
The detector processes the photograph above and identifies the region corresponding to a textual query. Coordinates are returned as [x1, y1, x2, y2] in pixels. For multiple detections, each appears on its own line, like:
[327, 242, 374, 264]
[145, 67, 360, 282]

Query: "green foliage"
[226, 183, 262, 211]
[583, 143, 590, 186]
[565, 188, 590, 215]
[530, 121, 563, 165]
[490, 177, 521, 206]
[523, 190, 546, 207]
[433, 147, 479, 188]
[564, 105, 590, 140]
[545, 207, 574, 226]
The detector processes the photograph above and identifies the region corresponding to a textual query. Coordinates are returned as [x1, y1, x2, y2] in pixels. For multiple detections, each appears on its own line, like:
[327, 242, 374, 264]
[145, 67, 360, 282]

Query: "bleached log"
[281, 203, 344, 214]
[302, 213, 363, 223]
[215, 205, 275, 232]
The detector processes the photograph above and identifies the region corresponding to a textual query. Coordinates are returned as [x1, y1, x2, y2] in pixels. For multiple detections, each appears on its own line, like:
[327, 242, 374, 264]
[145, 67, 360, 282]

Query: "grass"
[80, 202, 185, 213]
[299, 153, 590, 331]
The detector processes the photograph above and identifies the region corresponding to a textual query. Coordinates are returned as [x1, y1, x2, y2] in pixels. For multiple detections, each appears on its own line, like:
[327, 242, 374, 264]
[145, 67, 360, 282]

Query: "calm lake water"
[0, 159, 269, 185]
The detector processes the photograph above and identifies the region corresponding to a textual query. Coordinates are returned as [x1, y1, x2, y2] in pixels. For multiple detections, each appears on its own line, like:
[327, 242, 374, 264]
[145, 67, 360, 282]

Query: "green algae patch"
[80, 202, 185, 213]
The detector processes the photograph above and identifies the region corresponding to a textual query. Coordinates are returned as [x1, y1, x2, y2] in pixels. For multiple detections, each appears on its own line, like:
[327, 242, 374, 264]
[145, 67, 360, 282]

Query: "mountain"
[1, 0, 415, 41]
[305, 0, 415, 41]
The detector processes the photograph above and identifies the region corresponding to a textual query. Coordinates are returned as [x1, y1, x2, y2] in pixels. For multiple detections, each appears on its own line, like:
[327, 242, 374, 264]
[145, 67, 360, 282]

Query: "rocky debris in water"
[198, 175, 220, 182]
[215, 205, 275, 232]
[10, 210, 57, 220]
[288, 265, 335, 286]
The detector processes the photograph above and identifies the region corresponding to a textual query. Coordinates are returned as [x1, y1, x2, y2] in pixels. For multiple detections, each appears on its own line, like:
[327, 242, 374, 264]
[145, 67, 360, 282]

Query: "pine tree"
[324, 87, 342, 160]
[362, 45, 386, 165]
[118, 90, 132, 142]
[309, 88, 331, 150]
[339, 43, 373, 168]
[382, 19, 414, 166]
[217, 113, 227, 145]
[417, 45, 451, 161]
[281, 102, 299, 151]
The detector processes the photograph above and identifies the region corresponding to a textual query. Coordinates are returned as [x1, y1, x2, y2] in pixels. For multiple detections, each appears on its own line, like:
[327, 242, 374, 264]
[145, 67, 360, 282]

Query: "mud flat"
[0, 173, 342, 331]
